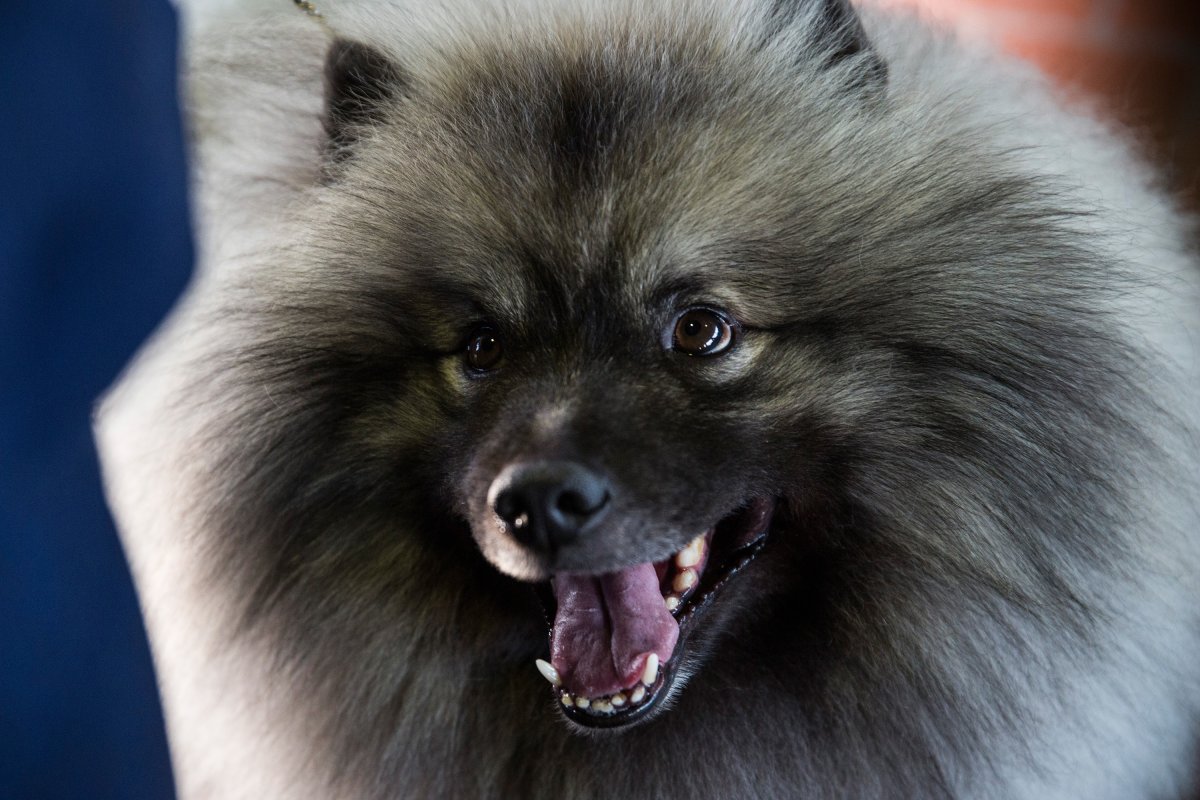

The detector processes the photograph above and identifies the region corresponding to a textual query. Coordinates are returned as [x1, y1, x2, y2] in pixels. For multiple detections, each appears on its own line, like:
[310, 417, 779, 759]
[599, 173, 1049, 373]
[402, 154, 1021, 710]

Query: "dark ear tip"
[770, 0, 888, 93]
[325, 38, 387, 79]
[325, 38, 356, 78]
[324, 38, 404, 100]
[840, 47, 889, 96]
[323, 39, 405, 161]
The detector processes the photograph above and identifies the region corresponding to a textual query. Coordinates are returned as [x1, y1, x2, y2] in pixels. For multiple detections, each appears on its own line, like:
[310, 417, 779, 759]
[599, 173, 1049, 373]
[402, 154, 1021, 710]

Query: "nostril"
[556, 487, 608, 518]
[494, 488, 536, 534]
[493, 489, 520, 524]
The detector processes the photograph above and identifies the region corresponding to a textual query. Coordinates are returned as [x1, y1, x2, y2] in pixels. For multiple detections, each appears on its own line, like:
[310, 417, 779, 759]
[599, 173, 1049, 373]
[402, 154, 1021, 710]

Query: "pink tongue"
[550, 562, 679, 697]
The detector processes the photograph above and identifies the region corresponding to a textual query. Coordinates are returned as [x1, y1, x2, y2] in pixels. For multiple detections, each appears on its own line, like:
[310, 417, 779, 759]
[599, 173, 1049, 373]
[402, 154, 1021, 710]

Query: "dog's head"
[204, 0, 1141, 738]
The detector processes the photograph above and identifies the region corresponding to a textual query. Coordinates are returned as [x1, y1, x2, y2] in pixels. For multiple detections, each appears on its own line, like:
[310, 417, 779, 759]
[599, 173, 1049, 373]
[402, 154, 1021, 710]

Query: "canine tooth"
[535, 659, 561, 687]
[630, 685, 646, 703]
[641, 653, 659, 686]
[561, 692, 574, 707]
[611, 693, 626, 707]
[664, 595, 680, 611]
[673, 569, 697, 593]
[575, 697, 590, 709]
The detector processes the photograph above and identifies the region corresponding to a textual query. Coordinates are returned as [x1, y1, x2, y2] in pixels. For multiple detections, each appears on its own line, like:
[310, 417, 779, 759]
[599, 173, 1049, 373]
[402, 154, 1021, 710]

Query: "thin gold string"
[292, 0, 323, 18]
[291, 0, 335, 34]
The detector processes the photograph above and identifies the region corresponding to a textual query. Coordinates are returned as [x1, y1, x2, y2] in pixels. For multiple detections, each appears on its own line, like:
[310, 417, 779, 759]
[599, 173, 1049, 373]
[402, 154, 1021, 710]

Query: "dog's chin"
[476, 497, 778, 732]
[472, 528, 551, 583]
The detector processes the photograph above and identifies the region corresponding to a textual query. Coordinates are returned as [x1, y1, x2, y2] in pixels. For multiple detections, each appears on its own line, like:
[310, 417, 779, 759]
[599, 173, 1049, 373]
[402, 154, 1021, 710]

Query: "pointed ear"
[769, 0, 887, 93]
[323, 39, 405, 161]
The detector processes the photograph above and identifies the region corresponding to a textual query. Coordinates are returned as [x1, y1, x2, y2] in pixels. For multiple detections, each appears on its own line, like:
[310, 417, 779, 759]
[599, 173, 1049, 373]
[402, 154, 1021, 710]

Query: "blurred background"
[1, 1, 189, 798]
[880, 0, 1200, 205]
[0, 0, 1195, 798]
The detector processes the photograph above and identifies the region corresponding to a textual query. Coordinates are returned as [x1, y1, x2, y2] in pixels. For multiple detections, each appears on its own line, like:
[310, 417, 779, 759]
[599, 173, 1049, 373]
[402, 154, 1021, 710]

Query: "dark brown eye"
[671, 308, 735, 356]
[465, 326, 503, 371]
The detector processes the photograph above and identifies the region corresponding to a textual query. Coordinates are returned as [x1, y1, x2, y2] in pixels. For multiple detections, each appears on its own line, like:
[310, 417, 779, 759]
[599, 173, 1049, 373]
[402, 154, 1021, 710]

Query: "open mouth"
[532, 496, 776, 729]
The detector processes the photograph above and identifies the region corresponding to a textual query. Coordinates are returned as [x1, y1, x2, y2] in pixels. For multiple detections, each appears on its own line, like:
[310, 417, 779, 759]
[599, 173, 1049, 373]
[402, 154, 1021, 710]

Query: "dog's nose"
[489, 461, 610, 553]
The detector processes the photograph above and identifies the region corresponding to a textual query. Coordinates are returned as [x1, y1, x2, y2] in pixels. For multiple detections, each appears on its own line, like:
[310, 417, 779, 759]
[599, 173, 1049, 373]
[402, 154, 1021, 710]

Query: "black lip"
[537, 498, 775, 729]
[559, 668, 671, 729]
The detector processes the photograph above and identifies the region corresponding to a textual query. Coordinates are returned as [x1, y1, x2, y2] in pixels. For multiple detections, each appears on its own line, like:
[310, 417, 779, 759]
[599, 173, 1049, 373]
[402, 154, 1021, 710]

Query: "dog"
[97, 0, 1200, 796]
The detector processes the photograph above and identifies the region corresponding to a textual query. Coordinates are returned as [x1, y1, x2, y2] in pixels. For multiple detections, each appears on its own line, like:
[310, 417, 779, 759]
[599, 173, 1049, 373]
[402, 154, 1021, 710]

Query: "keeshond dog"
[97, 0, 1200, 797]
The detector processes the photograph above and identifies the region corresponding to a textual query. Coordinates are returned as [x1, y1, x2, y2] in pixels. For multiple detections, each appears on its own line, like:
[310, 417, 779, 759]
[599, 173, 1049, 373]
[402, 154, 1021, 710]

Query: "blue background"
[1, 0, 190, 796]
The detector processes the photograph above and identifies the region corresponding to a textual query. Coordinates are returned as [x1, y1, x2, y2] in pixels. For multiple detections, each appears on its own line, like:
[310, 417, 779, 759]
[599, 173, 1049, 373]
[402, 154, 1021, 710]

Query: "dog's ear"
[768, 0, 887, 93]
[323, 39, 405, 161]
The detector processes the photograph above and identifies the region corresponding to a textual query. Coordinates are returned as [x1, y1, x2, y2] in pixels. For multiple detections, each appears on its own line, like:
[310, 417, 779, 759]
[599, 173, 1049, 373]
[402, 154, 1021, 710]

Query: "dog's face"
[439, 217, 796, 723]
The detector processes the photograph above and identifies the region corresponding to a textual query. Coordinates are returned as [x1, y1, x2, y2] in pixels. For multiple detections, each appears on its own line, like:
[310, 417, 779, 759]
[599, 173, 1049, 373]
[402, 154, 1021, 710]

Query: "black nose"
[488, 461, 611, 554]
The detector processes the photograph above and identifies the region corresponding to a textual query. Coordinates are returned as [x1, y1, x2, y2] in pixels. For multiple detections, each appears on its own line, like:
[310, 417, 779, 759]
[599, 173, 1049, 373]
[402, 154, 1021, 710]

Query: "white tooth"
[630, 685, 646, 703]
[676, 547, 701, 569]
[535, 659, 561, 687]
[575, 697, 590, 709]
[595, 700, 613, 713]
[641, 653, 659, 686]
[664, 594, 680, 611]
[691, 534, 707, 550]
[611, 693, 626, 707]
[561, 692, 574, 707]
[673, 569, 697, 593]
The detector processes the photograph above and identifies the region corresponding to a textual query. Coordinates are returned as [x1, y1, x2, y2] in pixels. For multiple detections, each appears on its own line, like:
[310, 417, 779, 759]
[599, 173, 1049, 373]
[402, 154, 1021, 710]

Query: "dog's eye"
[671, 308, 735, 356]
[465, 326, 504, 371]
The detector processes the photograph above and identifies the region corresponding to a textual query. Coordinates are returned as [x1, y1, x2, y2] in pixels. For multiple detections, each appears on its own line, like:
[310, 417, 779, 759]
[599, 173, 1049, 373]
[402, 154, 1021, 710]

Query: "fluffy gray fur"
[97, 1, 1200, 798]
